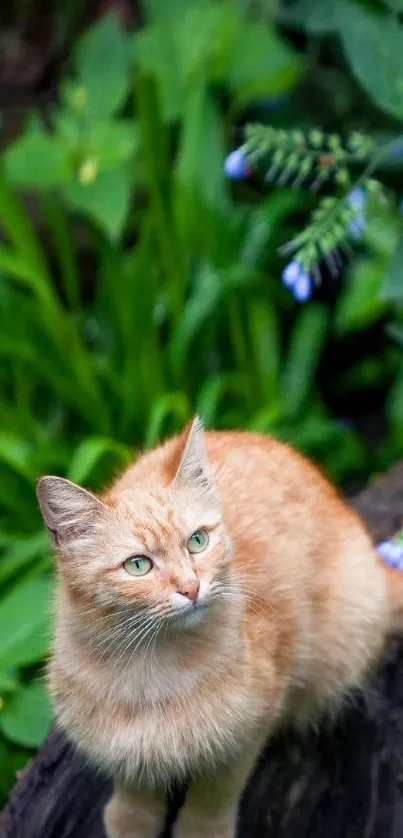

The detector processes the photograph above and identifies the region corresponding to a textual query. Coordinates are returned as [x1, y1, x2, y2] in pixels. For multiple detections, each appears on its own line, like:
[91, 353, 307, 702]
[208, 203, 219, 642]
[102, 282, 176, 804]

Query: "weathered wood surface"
[2, 463, 403, 838]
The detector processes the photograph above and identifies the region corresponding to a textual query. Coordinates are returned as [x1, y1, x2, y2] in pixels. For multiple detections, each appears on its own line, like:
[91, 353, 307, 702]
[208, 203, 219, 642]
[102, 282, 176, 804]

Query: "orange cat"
[37, 418, 403, 838]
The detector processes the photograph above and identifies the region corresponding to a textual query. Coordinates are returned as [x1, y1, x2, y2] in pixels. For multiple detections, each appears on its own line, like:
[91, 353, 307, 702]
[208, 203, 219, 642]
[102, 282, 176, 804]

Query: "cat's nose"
[177, 579, 200, 603]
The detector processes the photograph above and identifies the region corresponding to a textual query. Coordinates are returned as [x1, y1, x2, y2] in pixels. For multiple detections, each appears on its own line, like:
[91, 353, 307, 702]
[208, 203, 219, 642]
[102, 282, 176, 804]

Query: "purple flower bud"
[293, 271, 312, 303]
[224, 149, 249, 180]
[282, 261, 301, 288]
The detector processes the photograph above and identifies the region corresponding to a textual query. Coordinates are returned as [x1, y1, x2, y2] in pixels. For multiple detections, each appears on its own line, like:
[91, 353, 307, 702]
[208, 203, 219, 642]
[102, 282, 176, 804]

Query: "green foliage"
[1, 0, 403, 802]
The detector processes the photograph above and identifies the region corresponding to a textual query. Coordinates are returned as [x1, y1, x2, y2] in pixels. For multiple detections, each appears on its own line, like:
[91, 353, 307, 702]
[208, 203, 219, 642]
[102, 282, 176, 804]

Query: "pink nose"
[177, 579, 200, 603]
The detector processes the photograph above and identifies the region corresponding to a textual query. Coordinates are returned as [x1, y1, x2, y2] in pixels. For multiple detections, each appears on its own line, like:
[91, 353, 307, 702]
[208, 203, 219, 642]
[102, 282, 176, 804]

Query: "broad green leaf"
[4, 134, 72, 189]
[282, 305, 328, 419]
[0, 670, 19, 693]
[340, 1, 403, 120]
[143, 0, 199, 21]
[75, 12, 132, 120]
[0, 576, 52, 668]
[335, 257, 387, 334]
[382, 229, 403, 303]
[67, 437, 131, 484]
[63, 168, 131, 240]
[0, 681, 52, 748]
[279, 0, 339, 33]
[84, 120, 139, 170]
[228, 20, 301, 103]
[365, 198, 400, 261]
[175, 0, 236, 82]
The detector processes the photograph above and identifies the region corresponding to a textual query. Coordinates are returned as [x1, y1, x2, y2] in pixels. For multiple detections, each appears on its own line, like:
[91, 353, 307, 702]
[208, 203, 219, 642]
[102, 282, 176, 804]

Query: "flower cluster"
[377, 537, 403, 570]
[223, 129, 382, 303]
[279, 187, 367, 302]
[281, 261, 312, 303]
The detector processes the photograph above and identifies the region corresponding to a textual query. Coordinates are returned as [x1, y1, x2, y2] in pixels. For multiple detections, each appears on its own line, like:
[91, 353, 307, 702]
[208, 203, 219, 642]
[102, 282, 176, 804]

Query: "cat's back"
[205, 429, 343, 525]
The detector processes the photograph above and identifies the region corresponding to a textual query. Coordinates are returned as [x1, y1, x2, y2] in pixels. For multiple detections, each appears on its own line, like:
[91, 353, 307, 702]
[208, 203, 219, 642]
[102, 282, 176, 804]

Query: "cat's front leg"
[104, 783, 166, 838]
[174, 749, 260, 838]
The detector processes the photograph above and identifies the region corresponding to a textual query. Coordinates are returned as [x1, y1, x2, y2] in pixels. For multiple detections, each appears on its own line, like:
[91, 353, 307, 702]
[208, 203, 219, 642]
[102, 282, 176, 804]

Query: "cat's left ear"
[37, 475, 106, 551]
[174, 416, 217, 503]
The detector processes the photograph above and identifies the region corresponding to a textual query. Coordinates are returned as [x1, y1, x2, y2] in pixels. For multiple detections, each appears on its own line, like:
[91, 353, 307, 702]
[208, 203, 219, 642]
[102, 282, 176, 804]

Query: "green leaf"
[135, 24, 184, 122]
[0, 577, 52, 668]
[382, 229, 403, 303]
[169, 261, 221, 370]
[0, 431, 34, 481]
[67, 437, 130, 484]
[74, 12, 132, 120]
[197, 373, 245, 427]
[175, 87, 228, 214]
[280, 0, 339, 33]
[248, 300, 280, 404]
[0, 670, 19, 693]
[145, 393, 191, 447]
[0, 532, 50, 588]
[383, 0, 403, 10]
[282, 305, 328, 419]
[340, 1, 403, 120]
[0, 681, 52, 748]
[4, 134, 72, 189]
[228, 20, 301, 103]
[63, 168, 131, 239]
[84, 120, 139, 170]
[335, 257, 388, 334]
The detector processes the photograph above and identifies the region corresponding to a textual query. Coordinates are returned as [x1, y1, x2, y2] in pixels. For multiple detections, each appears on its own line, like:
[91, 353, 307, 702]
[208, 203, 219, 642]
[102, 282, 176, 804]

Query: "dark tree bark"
[2, 464, 403, 838]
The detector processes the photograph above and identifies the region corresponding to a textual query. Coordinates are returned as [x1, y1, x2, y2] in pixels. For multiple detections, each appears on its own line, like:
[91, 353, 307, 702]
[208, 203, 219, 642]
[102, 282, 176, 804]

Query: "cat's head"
[37, 417, 232, 630]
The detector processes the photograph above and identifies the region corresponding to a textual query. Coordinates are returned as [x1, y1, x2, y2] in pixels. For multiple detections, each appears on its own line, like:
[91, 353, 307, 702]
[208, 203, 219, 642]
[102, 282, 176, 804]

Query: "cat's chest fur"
[52, 631, 275, 786]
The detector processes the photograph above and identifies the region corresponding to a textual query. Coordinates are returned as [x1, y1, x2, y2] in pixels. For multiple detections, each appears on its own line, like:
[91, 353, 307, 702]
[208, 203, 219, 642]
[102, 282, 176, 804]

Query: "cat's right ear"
[36, 476, 105, 550]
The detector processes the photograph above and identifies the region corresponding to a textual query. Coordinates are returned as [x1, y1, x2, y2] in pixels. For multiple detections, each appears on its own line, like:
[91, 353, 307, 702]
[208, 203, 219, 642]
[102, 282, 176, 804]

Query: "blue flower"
[348, 216, 366, 239]
[377, 540, 403, 569]
[347, 187, 367, 239]
[391, 138, 403, 160]
[282, 261, 301, 288]
[348, 187, 366, 210]
[281, 261, 312, 302]
[224, 148, 249, 180]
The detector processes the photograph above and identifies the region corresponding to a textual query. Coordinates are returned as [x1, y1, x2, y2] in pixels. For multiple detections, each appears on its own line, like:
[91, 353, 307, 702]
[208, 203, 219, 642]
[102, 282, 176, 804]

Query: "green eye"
[187, 529, 209, 554]
[123, 556, 153, 576]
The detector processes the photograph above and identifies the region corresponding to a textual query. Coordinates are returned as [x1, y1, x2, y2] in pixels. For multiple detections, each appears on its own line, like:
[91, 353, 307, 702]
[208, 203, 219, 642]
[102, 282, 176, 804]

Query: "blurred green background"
[1, 0, 403, 804]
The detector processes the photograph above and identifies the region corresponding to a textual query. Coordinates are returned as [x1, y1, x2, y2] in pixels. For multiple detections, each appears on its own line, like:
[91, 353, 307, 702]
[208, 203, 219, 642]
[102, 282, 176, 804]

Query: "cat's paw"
[173, 813, 237, 838]
[104, 792, 164, 838]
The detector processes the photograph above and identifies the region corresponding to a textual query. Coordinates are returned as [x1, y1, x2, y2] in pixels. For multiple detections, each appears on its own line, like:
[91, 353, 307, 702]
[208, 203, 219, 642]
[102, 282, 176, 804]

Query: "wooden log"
[2, 465, 403, 838]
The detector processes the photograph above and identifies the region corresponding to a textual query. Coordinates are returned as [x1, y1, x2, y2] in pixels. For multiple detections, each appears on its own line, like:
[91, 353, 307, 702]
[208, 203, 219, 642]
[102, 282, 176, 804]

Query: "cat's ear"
[37, 476, 105, 550]
[174, 416, 217, 502]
